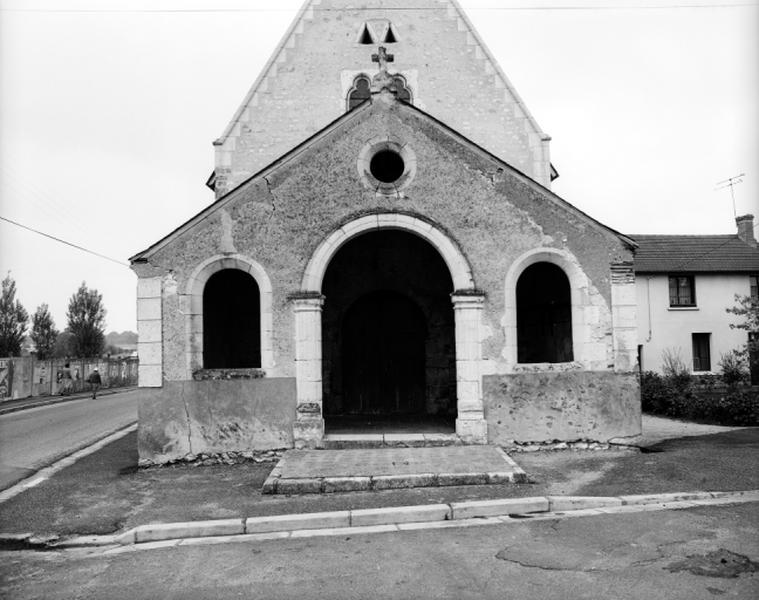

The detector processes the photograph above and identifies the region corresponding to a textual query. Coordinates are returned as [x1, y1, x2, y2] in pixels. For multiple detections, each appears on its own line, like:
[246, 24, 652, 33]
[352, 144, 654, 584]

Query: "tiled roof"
[630, 234, 759, 273]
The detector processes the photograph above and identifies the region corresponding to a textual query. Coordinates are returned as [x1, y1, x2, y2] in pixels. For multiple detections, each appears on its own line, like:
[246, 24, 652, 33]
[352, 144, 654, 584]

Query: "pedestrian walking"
[87, 368, 102, 399]
[59, 363, 73, 395]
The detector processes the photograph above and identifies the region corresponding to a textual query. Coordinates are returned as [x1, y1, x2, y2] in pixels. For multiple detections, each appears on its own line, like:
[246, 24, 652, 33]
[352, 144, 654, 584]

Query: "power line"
[0, 216, 130, 268]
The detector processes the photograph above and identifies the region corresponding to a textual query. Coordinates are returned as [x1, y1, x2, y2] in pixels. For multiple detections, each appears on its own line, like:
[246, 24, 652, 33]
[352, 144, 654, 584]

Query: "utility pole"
[715, 173, 745, 218]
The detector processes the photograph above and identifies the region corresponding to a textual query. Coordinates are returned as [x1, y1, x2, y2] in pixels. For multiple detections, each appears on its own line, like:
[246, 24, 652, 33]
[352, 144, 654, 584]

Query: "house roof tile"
[630, 234, 759, 273]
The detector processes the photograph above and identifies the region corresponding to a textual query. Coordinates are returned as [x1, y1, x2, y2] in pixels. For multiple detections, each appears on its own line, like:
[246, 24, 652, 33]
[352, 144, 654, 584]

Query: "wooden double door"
[341, 291, 426, 415]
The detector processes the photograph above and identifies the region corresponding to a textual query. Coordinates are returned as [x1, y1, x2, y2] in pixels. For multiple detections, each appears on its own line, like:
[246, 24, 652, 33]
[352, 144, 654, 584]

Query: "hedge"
[641, 371, 759, 426]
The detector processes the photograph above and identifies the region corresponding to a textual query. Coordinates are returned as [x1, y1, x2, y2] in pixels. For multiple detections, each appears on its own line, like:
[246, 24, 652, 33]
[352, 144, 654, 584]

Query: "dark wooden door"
[342, 292, 426, 415]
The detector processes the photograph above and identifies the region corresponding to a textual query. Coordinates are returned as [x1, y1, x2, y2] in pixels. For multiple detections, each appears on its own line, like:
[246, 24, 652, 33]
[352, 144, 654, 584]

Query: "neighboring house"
[633, 215, 759, 379]
[130, 0, 641, 464]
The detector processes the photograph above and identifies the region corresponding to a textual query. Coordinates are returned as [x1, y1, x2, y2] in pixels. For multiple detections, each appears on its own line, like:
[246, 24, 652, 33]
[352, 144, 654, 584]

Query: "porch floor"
[262, 445, 527, 495]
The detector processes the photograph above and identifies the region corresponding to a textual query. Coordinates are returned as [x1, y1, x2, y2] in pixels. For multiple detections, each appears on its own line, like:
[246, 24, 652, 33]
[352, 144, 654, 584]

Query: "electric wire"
[0, 216, 130, 268]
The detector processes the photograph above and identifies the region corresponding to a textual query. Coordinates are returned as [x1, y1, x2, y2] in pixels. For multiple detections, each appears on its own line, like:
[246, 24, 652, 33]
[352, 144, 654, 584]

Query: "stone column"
[451, 291, 487, 444]
[291, 294, 325, 448]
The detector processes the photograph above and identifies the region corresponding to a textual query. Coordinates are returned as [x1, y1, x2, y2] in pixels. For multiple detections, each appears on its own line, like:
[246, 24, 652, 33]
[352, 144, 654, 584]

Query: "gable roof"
[630, 234, 759, 273]
[215, 0, 547, 147]
[132, 96, 633, 263]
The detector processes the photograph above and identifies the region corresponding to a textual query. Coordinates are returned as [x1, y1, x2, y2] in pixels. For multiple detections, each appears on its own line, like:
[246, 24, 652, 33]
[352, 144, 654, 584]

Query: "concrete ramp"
[263, 445, 527, 494]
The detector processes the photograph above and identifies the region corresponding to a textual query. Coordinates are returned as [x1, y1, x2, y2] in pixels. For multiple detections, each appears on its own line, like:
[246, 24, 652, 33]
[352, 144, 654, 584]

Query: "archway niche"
[203, 269, 261, 368]
[516, 262, 573, 363]
[321, 230, 456, 428]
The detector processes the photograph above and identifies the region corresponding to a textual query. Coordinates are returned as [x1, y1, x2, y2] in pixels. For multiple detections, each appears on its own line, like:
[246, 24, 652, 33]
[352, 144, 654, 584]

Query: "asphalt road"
[1, 503, 757, 599]
[0, 390, 138, 491]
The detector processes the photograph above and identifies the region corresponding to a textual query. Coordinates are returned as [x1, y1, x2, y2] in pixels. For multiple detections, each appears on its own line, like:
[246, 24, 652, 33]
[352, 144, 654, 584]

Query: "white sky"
[1, 0, 757, 334]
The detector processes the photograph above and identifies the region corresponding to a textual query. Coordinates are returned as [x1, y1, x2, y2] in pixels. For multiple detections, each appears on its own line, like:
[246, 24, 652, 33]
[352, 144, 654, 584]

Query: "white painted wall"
[636, 273, 753, 374]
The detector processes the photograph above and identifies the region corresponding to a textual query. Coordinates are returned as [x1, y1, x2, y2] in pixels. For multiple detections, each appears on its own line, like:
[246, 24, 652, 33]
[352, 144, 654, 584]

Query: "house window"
[750, 274, 758, 301]
[669, 275, 695, 307]
[691, 333, 711, 372]
[516, 262, 573, 363]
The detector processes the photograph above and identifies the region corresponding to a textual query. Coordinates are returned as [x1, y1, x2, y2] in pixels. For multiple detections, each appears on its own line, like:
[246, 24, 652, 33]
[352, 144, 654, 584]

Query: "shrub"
[718, 350, 749, 387]
[661, 347, 693, 392]
[640, 370, 758, 426]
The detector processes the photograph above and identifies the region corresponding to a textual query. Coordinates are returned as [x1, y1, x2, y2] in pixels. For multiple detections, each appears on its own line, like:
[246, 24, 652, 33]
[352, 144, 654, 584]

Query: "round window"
[357, 137, 416, 195]
[369, 150, 405, 183]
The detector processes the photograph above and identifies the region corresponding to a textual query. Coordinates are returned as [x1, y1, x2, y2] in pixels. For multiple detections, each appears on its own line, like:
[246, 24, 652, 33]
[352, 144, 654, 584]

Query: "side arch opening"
[516, 262, 573, 363]
[203, 269, 261, 368]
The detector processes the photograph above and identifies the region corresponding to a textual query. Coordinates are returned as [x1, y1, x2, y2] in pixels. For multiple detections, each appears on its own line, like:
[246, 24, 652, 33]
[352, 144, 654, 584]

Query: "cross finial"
[371, 46, 394, 74]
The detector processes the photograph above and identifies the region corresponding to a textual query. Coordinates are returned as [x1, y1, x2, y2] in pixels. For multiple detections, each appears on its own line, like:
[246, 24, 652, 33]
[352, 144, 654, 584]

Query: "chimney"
[736, 214, 757, 247]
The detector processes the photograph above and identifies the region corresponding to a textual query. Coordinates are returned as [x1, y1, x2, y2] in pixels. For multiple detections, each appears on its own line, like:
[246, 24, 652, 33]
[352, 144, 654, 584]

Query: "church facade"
[131, 0, 641, 464]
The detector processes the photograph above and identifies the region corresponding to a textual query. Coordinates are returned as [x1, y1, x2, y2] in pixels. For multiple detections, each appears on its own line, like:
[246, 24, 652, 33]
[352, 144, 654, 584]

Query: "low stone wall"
[483, 371, 641, 445]
[138, 378, 296, 464]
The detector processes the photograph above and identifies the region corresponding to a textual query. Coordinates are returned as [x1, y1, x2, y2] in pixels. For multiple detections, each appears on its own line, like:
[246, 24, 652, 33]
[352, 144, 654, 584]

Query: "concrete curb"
[5, 489, 755, 551]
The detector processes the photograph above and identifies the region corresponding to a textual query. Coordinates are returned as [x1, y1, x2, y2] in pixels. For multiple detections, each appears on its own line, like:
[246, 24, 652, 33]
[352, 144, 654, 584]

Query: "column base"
[293, 417, 325, 449]
[456, 417, 488, 444]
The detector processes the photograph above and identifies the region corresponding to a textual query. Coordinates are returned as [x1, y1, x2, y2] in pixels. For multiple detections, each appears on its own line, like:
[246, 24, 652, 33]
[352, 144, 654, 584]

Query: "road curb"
[0, 423, 138, 505]
[7, 489, 755, 551]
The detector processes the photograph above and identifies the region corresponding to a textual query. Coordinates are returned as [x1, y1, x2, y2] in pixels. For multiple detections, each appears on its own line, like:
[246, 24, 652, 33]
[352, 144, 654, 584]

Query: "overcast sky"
[1, 0, 757, 334]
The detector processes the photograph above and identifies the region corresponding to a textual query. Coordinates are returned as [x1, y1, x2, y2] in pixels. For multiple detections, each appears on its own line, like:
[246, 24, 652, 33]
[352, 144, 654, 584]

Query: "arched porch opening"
[292, 213, 487, 447]
[321, 230, 456, 431]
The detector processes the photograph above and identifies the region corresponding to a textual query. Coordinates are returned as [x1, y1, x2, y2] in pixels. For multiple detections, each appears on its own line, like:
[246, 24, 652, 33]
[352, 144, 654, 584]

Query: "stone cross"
[371, 46, 394, 74]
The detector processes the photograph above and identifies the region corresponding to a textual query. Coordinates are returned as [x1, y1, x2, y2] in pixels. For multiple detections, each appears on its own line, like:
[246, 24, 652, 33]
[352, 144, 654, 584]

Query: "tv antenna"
[715, 173, 745, 218]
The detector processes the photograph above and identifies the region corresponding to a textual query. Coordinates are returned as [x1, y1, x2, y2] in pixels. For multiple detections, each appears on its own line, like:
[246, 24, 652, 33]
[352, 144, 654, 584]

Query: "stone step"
[322, 432, 461, 449]
[263, 445, 528, 494]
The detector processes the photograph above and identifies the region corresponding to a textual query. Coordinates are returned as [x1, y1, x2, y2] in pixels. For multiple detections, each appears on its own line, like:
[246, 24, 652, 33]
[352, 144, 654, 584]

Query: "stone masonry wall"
[213, 0, 551, 195]
[138, 378, 296, 463]
[484, 371, 642, 444]
[139, 98, 633, 386]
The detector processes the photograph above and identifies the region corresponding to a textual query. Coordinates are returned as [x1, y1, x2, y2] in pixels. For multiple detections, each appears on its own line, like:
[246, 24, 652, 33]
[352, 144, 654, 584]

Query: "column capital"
[289, 292, 325, 311]
[451, 290, 486, 307]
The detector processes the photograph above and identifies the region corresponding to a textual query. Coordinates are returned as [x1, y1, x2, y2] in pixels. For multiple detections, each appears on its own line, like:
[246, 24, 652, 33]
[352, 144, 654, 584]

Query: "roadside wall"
[0, 356, 138, 401]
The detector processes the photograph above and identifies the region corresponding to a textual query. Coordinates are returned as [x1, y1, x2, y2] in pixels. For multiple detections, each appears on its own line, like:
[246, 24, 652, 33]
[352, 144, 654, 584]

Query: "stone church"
[131, 0, 641, 464]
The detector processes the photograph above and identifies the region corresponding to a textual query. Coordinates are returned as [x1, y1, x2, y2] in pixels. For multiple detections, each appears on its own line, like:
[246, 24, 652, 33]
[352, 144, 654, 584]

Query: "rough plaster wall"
[215, 0, 548, 195]
[483, 371, 641, 444]
[138, 379, 296, 463]
[144, 100, 631, 385]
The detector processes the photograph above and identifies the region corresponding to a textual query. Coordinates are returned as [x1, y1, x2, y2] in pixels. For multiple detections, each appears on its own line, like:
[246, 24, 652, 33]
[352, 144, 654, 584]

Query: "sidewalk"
[0, 386, 137, 415]
[0, 415, 755, 542]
